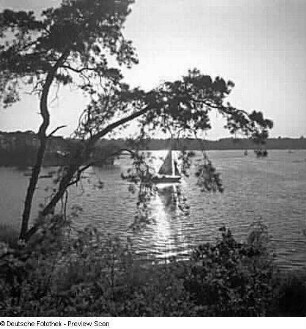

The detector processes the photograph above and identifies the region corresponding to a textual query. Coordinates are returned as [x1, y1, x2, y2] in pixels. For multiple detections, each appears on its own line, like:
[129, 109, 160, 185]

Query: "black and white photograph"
[0, 0, 305, 325]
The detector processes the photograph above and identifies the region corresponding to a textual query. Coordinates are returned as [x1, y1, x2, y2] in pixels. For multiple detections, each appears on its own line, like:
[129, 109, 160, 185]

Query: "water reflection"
[149, 184, 188, 259]
[157, 184, 178, 212]
[1, 150, 306, 270]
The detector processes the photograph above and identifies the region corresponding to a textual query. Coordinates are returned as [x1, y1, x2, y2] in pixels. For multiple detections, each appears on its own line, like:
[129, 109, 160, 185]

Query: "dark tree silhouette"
[0, 0, 273, 241]
[0, 0, 137, 239]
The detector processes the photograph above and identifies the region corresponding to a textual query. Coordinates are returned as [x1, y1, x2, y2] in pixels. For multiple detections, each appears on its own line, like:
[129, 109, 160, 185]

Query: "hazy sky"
[0, 0, 305, 139]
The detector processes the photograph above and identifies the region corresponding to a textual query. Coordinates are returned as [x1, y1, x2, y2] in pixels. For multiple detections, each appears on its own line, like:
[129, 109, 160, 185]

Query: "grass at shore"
[0, 223, 19, 248]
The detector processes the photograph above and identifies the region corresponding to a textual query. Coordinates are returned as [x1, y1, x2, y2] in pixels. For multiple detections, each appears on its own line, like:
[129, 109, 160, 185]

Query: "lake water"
[0, 150, 306, 271]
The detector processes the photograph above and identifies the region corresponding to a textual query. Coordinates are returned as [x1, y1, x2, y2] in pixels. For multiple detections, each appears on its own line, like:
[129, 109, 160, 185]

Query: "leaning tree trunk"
[23, 105, 152, 241]
[23, 163, 80, 240]
[19, 52, 69, 240]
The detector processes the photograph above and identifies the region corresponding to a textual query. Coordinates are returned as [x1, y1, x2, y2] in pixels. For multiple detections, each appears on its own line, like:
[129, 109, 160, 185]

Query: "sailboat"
[152, 150, 181, 184]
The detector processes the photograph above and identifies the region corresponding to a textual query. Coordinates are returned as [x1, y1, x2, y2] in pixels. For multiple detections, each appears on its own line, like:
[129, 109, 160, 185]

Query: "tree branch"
[48, 125, 67, 137]
[89, 105, 151, 145]
[67, 148, 136, 188]
[61, 64, 98, 74]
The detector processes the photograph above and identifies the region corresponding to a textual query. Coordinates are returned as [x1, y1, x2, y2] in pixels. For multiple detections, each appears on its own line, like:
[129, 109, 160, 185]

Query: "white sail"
[153, 150, 181, 184]
[158, 150, 173, 176]
[158, 150, 180, 177]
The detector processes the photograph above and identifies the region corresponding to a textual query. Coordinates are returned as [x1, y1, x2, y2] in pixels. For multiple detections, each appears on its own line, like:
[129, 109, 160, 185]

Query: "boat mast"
[171, 151, 174, 177]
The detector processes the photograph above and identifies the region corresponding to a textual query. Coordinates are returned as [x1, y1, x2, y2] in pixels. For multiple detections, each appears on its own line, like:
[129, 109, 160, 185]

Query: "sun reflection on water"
[150, 184, 188, 259]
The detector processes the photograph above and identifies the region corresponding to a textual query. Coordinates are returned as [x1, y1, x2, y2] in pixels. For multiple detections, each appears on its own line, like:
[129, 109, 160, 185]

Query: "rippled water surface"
[1, 150, 305, 271]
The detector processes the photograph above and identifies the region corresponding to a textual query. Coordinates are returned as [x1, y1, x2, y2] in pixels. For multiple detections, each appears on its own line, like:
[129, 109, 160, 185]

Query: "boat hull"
[152, 175, 181, 184]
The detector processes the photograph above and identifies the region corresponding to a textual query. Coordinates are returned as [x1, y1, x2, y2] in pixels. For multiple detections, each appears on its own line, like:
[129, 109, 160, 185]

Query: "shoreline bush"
[0, 219, 305, 316]
[0, 224, 19, 248]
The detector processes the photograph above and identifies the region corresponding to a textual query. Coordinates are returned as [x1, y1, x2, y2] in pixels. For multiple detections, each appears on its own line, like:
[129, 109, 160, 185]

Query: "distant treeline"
[98, 137, 306, 151]
[0, 131, 116, 167]
[1, 130, 305, 167]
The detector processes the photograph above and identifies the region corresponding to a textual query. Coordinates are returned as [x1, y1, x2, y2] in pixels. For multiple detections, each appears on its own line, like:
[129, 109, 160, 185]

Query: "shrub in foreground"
[0, 219, 305, 316]
[184, 225, 276, 316]
[275, 272, 306, 316]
